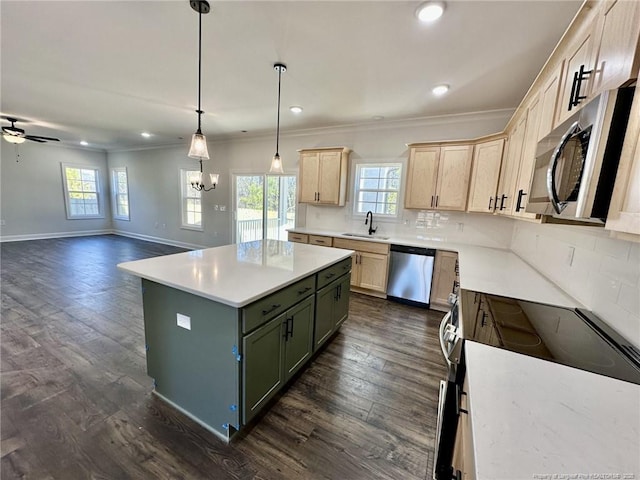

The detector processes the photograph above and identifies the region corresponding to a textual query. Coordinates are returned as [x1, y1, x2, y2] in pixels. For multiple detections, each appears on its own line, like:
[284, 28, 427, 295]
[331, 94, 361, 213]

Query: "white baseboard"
[112, 230, 206, 250]
[0, 229, 114, 243]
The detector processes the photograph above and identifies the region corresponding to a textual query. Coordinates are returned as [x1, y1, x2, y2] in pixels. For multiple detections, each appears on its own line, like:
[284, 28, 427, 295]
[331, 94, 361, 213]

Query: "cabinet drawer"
[309, 235, 333, 247]
[316, 257, 352, 290]
[242, 276, 315, 334]
[333, 238, 390, 255]
[287, 232, 309, 243]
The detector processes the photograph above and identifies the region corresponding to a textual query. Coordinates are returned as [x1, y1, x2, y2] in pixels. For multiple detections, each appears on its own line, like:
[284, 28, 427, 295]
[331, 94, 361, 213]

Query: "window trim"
[111, 167, 130, 221]
[352, 162, 402, 218]
[61, 163, 104, 220]
[180, 168, 204, 231]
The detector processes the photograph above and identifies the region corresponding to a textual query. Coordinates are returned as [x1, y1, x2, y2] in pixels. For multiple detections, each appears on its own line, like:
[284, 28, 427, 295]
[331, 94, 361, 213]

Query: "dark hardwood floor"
[1, 235, 448, 479]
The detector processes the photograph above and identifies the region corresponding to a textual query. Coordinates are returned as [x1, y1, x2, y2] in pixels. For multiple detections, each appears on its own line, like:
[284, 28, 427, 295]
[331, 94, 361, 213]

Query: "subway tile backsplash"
[512, 222, 640, 348]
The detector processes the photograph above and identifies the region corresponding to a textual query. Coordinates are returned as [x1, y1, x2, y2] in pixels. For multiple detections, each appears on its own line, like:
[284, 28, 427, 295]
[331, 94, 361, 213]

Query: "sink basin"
[342, 232, 390, 240]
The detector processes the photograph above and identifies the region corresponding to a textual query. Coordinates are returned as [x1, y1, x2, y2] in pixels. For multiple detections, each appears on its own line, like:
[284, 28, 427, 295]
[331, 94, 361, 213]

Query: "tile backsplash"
[511, 222, 640, 347]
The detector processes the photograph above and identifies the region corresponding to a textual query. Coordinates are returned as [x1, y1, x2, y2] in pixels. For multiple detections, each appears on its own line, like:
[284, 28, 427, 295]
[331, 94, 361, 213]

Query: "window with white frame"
[353, 163, 402, 216]
[180, 169, 202, 229]
[111, 167, 130, 221]
[61, 164, 103, 219]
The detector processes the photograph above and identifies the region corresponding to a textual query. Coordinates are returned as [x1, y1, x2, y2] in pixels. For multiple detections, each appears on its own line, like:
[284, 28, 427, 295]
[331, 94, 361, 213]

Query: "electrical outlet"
[220, 205, 226, 212]
[214, 205, 219, 211]
[162, 223, 166, 229]
[457, 222, 464, 232]
[566, 246, 575, 266]
[176, 313, 191, 330]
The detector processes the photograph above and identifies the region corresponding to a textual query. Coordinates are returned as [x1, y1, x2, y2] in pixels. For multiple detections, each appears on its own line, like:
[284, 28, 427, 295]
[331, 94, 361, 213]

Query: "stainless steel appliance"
[433, 289, 640, 479]
[526, 87, 634, 222]
[386, 244, 435, 308]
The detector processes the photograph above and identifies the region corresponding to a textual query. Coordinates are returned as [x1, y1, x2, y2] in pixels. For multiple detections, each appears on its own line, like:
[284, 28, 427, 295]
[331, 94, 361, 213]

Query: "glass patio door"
[234, 174, 296, 243]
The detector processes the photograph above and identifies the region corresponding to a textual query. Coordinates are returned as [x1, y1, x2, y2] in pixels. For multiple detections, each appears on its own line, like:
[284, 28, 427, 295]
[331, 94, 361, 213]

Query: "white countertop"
[465, 340, 640, 479]
[288, 228, 579, 307]
[117, 240, 353, 308]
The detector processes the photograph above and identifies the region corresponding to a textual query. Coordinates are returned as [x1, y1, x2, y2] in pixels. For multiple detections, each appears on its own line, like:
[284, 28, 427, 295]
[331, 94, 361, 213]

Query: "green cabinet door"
[283, 295, 315, 381]
[314, 282, 336, 350]
[243, 313, 285, 423]
[334, 274, 350, 329]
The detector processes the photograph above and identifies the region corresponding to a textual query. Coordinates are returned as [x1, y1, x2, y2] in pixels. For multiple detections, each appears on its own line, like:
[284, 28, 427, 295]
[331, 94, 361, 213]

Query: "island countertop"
[117, 239, 353, 308]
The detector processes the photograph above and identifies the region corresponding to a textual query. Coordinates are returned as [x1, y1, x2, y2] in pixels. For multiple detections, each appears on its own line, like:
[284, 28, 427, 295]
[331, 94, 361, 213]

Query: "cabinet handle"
[325, 273, 336, 280]
[297, 286, 312, 295]
[515, 189, 527, 212]
[499, 194, 507, 210]
[435, 195, 439, 207]
[430, 195, 434, 208]
[261, 303, 281, 316]
[284, 316, 293, 340]
[451, 280, 459, 294]
[568, 64, 593, 111]
[481, 311, 488, 327]
[488, 196, 493, 211]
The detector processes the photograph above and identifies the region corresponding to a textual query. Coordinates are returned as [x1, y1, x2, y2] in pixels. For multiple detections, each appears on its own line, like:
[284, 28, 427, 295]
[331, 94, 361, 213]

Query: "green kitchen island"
[117, 240, 352, 441]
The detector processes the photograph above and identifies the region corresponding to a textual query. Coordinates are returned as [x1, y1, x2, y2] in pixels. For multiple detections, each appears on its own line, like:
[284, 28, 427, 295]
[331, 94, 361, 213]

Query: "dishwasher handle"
[390, 244, 436, 256]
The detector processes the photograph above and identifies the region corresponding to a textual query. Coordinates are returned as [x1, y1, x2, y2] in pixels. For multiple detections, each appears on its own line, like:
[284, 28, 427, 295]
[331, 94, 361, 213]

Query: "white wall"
[0, 141, 111, 240]
[511, 221, 640, 347]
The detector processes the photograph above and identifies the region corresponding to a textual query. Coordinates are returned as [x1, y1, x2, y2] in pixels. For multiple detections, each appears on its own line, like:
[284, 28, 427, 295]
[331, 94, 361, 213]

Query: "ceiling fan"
[2, 117, 60, 144]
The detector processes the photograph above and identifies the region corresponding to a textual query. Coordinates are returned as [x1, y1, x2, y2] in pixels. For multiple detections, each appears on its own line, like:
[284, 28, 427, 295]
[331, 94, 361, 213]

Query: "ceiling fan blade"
[25, 135, 60, 142]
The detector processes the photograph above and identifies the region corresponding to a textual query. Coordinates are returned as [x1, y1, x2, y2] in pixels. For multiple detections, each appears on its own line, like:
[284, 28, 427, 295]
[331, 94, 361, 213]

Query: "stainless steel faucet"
[365, 211, 377, 235]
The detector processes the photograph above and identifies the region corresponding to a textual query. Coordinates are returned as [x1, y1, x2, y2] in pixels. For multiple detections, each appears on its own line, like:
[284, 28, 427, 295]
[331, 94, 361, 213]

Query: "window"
[62, 164, 103, 219]
[180, 169, 202, 230]
[353, 163, 401, 216]
[233, 174, 296, 243]
[111, 167, 130, 221]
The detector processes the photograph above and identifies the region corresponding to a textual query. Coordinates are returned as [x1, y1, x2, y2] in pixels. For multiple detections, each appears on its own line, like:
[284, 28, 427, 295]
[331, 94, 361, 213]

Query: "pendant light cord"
[196, 2, 203, 133]
[276, 66, 282, 156]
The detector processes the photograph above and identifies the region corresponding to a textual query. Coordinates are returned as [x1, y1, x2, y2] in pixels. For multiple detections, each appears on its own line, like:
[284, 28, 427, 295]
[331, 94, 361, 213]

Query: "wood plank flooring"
[1, 235, 448, 479]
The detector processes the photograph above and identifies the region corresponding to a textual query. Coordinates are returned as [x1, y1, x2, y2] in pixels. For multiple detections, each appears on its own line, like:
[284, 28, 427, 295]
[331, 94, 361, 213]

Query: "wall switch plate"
[220, 205, 226, 212]
[177, 313, 191, 330]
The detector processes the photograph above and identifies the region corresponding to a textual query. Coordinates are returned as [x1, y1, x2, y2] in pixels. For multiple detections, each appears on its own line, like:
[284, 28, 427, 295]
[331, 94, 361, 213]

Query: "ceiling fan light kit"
[1, 117, 60, 144]
[188, 0, 218, 192]
[270, 63, 286, 174]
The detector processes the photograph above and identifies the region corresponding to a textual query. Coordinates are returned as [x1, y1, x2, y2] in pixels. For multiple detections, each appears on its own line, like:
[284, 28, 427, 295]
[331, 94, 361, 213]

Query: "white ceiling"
[1, 0, 582, 152]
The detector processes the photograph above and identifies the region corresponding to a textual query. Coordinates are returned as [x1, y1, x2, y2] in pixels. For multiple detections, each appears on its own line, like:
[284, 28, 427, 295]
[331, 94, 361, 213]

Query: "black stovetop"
[458, 289, 640, 385]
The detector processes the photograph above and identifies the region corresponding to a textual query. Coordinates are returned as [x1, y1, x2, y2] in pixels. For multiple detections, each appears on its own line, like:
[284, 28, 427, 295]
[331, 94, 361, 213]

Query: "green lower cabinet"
[243, 313, 285, 424]
[243, 294, 316, 424]
[314, 273, 350, 351]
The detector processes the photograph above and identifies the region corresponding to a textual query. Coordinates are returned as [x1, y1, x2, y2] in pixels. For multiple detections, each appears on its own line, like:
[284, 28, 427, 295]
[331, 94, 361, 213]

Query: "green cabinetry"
[314, 272, 350, 351]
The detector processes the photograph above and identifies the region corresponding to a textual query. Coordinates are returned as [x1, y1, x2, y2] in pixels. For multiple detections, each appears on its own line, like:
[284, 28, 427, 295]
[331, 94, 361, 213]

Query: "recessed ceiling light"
[80, 141, 89, 146]
[416, 2, 445, 22]
[432, 84, 450, 96]
[289, 106, 303, 114]
[141, 132, 152, 138]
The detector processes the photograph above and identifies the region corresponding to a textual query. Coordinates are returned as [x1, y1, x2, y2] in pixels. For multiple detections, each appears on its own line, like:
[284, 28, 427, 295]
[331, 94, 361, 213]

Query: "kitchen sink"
[342, 232, 390, 240]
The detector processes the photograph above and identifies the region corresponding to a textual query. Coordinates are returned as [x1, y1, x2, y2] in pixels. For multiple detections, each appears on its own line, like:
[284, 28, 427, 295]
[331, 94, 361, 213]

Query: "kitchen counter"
[287, 228, 578, 307]
[465, 340, 640, 479]
[117, 239, 353, 307]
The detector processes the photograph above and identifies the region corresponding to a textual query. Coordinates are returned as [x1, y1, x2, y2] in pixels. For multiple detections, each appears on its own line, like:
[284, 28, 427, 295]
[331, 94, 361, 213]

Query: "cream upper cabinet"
[405, 146, 440, 209]
[606, 80, 640, 238]
[405, 144, 473, 212]
[512, 95, 542, 219]
[496, 114, 527, 216]
[538, 62, 564, 141]
[556, 11, 600, 125]
[467, 138, 505, 213]
[592, 0, 640, 94]
[298, 147, 350, 206]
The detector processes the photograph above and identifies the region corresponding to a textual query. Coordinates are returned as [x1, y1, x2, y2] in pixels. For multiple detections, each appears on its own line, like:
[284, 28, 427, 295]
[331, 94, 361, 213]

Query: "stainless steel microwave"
[526, 87, 634, 223]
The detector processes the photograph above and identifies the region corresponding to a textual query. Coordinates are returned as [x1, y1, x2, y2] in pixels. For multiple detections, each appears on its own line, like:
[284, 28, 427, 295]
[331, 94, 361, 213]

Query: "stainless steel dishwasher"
[386, 244, 436, 308]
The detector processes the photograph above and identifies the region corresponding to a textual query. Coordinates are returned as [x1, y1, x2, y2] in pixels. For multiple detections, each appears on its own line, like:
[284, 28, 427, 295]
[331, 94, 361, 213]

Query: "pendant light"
[188, 0, 218, 191]
[270, 63, 286, 174]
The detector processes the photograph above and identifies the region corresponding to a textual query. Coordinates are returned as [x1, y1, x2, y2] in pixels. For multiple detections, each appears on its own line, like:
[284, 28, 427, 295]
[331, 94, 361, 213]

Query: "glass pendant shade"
[188, 132, 209, 159]
[3, 134, 26, 144]
[209, 173, 219, 187]
[270, 153, 284, 174]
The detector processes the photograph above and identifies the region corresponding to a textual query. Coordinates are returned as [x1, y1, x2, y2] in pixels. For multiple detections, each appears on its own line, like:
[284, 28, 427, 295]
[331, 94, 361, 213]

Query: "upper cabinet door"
[467, 138, 505, 213]
[512, 95, 542, 219]
[317, 151, 342, 205]
[496, 114, 527, 216]
[298, 152, 320, 203]
[538, 62, 564, 141]
[435, 145, 473, 211]
[405, 146, 440, 209]
[592, 0, 640, 93]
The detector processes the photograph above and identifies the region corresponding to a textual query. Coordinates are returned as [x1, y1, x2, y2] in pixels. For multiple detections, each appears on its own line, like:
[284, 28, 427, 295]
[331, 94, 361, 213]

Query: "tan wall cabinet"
[430, 250, 459, 312]
[467, 138, 505, 213]
[537, 62, 565, 141]
[298, 147, 350, 206]
[606, 80, 640, 238]
[405, 144, 473, 212]
[592, 0, 640, 94]
[332, 238, 390, 297]
[512, 95, 542, 220]
[496, 115, 528, 216]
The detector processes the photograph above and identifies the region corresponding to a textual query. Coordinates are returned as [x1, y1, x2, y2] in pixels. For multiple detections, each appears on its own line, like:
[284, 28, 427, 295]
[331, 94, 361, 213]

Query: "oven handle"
[439, 312, 453, 367]
[547, 121, 580, 214]
[433, 379, 448, 480]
